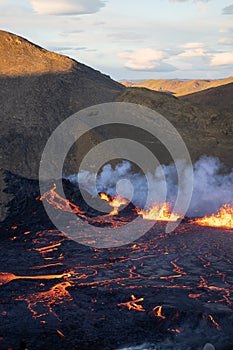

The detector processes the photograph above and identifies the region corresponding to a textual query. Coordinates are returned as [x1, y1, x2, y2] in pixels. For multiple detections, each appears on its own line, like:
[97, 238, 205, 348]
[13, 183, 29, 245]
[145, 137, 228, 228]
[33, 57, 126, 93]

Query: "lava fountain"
[99, 192, 129, 216]
[194, 203, 233, 229]
[136, 203, 181, 222]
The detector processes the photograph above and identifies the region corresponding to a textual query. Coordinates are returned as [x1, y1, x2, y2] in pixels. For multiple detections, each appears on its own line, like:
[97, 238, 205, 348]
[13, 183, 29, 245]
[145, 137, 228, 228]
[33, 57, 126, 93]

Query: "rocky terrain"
[181, 82, 233, 114]
[115, 87, 233, 167]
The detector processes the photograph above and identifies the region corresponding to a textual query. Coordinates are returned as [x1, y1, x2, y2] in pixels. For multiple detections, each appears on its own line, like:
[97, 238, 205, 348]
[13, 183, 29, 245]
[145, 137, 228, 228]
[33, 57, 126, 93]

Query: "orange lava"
[209, 314, 221, 330]
[99, 192, 128, 216]
[17, 281, 72, 320]
[117, 295, 145, 312]
[150, 305, 166, 319]
[137, 203, 181, 222]
[40, 184, 85, 215]
[194, 204, 233, 229]
[0, 272, 71, 286]
[57, 329, 65, 338]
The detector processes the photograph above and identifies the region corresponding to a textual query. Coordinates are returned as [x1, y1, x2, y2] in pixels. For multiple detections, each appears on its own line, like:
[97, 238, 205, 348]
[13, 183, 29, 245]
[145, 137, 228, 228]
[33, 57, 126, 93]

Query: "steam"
[69, 156, 233, 217]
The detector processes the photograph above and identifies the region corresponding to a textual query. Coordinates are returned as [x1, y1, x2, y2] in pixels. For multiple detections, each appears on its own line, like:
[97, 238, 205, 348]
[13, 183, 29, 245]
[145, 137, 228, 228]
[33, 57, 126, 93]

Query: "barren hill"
[0, 30, 123, 179]
[181, 82, 233, 113]
[0, 30, 123, 219]
[115, 87, 233, 166]
[0, 30, 75, 76]
[121, 77, 233, 97]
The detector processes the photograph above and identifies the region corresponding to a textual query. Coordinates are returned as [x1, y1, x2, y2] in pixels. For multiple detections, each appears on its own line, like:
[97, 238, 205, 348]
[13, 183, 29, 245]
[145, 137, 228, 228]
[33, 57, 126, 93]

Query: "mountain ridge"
[121, 77, 233, 97]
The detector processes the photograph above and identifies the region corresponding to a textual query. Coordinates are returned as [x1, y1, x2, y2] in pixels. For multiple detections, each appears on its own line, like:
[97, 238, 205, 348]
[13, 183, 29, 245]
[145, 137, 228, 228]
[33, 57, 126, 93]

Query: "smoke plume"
[68, 156, 233, 217]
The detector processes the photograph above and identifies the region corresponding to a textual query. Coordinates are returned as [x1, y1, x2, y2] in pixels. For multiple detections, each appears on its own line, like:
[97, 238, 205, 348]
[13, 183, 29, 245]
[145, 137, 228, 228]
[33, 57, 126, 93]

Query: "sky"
[0, 0, 233, 80]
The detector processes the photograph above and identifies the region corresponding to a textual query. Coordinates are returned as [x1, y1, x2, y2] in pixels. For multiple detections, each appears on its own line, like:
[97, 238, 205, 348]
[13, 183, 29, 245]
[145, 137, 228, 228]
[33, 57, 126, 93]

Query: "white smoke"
[68, 156, 233, 217]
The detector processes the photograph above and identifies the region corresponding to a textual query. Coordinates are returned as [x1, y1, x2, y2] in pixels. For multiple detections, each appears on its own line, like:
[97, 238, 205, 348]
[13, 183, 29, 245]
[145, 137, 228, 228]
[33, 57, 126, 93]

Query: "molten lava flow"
[0, 272, 71, 286]
[117, 295, 145, 312]
[137, 203, 181, 222]
[150, 306, 166, 319]
[208, 314, 221, 330]
[99, 192, 129, 216]
[40, 184, 85, 215]
[57, 330, 65, 338]
[194, 204, 233, 229]
[16, 281, 72, 321]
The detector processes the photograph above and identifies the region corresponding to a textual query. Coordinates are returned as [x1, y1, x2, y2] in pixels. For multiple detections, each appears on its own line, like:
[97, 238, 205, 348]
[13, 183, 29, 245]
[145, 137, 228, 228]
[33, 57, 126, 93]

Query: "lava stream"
[40, 184, 85, 215]
[0, 272, 71, 285]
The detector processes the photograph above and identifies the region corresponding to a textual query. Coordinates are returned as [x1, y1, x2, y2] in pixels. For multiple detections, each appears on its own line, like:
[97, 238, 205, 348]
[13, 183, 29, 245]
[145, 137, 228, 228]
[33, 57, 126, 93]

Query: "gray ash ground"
[1, 176, 233, 350]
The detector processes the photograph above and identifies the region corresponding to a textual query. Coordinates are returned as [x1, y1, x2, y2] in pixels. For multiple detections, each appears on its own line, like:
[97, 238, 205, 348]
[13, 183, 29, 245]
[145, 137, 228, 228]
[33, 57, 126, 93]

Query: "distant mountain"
[121, 77, 233, 97]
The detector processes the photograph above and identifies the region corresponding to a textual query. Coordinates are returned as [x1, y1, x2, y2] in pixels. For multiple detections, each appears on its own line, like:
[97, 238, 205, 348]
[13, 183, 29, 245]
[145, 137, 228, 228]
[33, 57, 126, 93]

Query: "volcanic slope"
[0, 30, 123, 179]
[181, 82, 233, 114]
[115, 87, 233, 168]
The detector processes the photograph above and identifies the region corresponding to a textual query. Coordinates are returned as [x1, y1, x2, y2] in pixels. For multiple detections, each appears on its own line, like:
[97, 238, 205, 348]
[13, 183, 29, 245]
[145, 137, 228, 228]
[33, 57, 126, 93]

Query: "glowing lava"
[194, 204, 233, 229]
[137, 203, 181, 222]
[0, 272, 71, 286]
[99, 192, 129, 216]
[117, 295, 145, 312]
[16, 281, 72, 321]
[40, 184, 85, 215]
[150, 305, 166, 319]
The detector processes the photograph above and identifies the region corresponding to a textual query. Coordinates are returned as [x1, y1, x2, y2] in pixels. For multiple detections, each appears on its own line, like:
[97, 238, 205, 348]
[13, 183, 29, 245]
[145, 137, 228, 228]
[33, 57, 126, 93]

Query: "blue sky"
[0, 0, 232, 80]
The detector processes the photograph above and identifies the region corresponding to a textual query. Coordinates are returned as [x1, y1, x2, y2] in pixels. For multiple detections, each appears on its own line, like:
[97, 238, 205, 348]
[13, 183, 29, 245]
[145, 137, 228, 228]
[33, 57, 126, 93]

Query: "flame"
[194, 204, 233, 229]
[40, 184, 85, 215]
[99, 192, 111, 202]
[137, 203, 181, 222]
[117, 295, 145, 312]
[99, 192, 129, 216]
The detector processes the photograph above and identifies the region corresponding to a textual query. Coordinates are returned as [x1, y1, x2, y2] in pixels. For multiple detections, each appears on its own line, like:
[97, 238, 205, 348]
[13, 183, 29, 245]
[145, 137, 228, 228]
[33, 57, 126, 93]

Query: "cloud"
[218, 37, 233, 45]
[180, 42, 205, 49]
[118, 48, 177, 72]
[210, 52, 233, 66]
[178, 42, 206, 57]
[179, 48, 206, 57]
[222, 4, 233, 15]
[27, 0, 106, 15]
